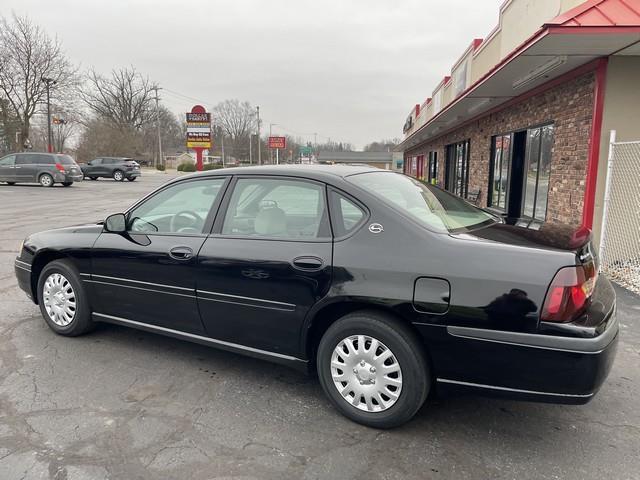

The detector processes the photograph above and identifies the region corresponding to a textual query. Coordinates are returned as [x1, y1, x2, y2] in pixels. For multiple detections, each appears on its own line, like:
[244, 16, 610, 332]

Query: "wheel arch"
[303, 300, 431, 370]
[30, 250, 70, 304]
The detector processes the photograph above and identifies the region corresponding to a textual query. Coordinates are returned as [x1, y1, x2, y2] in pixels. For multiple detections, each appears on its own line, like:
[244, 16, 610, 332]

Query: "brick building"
[397, 0, 640, 241]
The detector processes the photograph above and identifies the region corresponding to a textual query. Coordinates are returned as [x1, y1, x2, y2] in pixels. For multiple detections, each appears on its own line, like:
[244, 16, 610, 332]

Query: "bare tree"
[212, 99, 256, 161]
[80, 67, 157, 131]
[0, 13, 76, 149]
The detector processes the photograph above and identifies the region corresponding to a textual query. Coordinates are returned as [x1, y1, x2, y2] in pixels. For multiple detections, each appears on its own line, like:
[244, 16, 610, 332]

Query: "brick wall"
[405, 71, 595, 225]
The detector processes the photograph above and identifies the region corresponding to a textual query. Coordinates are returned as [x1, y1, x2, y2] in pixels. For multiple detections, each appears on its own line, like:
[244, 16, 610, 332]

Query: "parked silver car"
[0, 152, 83, 187]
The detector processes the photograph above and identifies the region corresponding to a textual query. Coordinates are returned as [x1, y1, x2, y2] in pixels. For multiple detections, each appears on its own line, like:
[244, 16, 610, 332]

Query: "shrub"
[180, 162, 196, 172]
[203, 164, 223, 171]
[156, 164, 166, 171]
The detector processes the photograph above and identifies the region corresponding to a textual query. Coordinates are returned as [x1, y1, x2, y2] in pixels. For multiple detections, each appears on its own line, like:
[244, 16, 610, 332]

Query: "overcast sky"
[5, 0, 498, 148]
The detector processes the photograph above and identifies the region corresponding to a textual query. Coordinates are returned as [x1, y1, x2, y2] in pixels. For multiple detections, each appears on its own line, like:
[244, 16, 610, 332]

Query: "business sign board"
[186, 111, 211, 149]
[268, 136, 286, 149]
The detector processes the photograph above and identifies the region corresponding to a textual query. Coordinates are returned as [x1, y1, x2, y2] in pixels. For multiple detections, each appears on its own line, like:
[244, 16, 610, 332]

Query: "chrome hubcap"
[42, 273, 76, 326]
[331, 335, 403, 412]
[41, 175, 52, 186]
[114, 172, 123, 180]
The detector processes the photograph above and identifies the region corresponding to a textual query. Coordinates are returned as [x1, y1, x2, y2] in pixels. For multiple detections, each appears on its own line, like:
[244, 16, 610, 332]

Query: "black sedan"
[14, 165, 618, 428]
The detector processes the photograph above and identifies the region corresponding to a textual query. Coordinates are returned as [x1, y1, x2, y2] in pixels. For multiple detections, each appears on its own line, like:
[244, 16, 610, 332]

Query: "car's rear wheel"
[39, 173, 54, 187]
[37, 260, 94, 336]
[61, 182, 72, 187]
[6, 182, 15, 185]
[89, 176, 98, 181]
[127, 177, 136, 181]
[113, 170, 124, 181]
[317, 311, 430, 428]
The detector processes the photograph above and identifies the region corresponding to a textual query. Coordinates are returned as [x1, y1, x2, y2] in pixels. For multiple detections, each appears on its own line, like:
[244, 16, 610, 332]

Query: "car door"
[88, 176, 229, 334]
[85, 158, 100, 176]
[14, 153, 41, 183]
[0, 154, 16, 182]
[196, 176, 333, 357]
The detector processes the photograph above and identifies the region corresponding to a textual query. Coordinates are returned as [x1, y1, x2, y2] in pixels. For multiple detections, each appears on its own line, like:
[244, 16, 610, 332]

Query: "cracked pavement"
[0, 172, 639, 480]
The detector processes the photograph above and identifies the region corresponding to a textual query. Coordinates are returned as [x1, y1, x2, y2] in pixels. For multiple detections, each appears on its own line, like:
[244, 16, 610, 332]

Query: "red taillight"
[541, 265, 597, 322]
[55, 163, 65, 172]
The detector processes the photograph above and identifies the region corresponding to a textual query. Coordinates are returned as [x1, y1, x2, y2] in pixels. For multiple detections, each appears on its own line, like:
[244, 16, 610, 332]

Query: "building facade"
[397, 0, 640, 241]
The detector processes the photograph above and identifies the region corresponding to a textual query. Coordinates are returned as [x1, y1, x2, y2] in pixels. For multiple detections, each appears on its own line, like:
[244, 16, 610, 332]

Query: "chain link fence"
[599, 135, 640, 294]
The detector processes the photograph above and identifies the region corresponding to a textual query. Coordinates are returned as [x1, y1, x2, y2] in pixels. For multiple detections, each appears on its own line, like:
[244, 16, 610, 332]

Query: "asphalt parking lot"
[0, 172, 639, 480]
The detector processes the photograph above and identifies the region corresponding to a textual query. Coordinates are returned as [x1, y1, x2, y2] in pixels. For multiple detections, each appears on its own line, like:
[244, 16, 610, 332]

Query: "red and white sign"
[268, 136, 286, 149]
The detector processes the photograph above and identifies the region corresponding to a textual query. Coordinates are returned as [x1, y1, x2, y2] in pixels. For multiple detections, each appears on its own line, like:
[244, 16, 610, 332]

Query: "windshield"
[348, 172, 496, 233]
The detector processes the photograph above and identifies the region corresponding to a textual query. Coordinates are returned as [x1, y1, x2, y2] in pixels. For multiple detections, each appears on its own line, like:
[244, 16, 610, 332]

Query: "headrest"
[254, 207, 287, 236]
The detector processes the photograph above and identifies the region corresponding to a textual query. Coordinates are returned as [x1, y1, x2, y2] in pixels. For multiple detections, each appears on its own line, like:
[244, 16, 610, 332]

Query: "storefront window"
[445, 140, 470, 198]
[523, 124, 554, 221]
[427, 151, 438, 184]
[489, 134, 511, 211]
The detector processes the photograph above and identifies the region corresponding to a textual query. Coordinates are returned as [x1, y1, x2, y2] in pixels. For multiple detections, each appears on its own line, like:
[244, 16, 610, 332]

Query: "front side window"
[523, 125, 554, 221]
[222, 178, 328, 240]
[128, 178, 225, 234]
[348, 171, 495, 234]
[90, 158, 103, 165]
[489, 134, 511, 211]
[0, 155, 15, 166]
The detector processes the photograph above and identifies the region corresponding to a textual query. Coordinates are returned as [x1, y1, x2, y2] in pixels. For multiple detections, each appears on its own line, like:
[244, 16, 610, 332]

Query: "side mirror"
[104, 213, 127, 233]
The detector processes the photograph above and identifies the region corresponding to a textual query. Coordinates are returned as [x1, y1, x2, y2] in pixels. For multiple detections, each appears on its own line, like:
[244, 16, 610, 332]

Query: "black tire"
[126, 176, 136, 181]
[89, 176, 98, 181]
[61, 182, 73, 187]
[317, 311, 430, 428]
[6, 182, 15, 185]
[113, 170, 124, 181]
[37, 259, 94, 336]
[39, 173, 54, 187]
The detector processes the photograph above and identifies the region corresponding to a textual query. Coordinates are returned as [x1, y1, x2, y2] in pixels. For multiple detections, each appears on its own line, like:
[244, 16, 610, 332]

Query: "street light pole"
[256, 106, 261, 165]
[41, 77, 57, 153]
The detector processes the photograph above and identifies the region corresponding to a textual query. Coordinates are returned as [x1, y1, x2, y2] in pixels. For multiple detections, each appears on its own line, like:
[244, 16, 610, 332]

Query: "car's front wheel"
[37, 260, 94, 336]
[126, 176, 136, 181]
[61, 182, 73, 187]
[317, 311, 430, 428]
[113, 170, 124, 181]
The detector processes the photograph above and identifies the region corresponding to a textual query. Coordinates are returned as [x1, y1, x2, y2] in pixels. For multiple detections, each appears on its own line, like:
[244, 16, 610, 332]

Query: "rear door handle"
[169, 246, 193, 260]
[292, 256, 324, 271]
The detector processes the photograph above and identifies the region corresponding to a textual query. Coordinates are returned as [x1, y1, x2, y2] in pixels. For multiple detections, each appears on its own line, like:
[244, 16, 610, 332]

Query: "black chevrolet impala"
[14, 165, 618, 428]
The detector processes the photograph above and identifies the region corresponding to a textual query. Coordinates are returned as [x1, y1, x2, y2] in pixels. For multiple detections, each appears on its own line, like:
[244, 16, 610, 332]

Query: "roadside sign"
[300, 146, 313, 155]
[268, 136, 286, 149]
[186, 111, 211, 149]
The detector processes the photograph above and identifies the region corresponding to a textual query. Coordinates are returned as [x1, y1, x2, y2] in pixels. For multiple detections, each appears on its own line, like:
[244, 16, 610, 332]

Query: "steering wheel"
[170, 210, 203, 233]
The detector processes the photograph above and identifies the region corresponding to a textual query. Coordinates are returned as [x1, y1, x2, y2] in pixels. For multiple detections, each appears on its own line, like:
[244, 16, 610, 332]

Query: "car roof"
[181, 164, 388, 182]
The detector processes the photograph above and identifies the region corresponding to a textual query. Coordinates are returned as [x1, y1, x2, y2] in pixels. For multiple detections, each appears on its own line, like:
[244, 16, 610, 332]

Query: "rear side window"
[57, 155, 76, 165]
[17, 154, 53, 165]
[329, 190, 366, 237]
[90, 158, 102, 165]
[221, 178, 329, 240]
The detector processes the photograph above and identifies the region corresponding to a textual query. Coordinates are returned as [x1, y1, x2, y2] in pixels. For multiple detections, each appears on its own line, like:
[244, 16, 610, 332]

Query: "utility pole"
[256, 106, 261, 165]
[152, 86, 163, 168]
[249, 134, 253, 164]
[41, 77, 57, 153]
[220, 127, 225, 167]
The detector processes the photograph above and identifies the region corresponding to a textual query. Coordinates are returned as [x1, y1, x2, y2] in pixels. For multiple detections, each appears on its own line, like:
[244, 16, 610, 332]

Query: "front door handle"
[292, 256, 324, 272]
[169, 246, 193, 261]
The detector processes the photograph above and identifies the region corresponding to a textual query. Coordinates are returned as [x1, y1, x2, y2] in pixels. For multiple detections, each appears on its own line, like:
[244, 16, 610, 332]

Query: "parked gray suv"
[80, 157, 141, 181]
[0, 152, 83, 187]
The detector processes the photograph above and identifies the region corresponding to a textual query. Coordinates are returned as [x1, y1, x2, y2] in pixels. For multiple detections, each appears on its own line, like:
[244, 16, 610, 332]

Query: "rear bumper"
[421, 306, 619, 403]
[57, 172, 83, 182]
